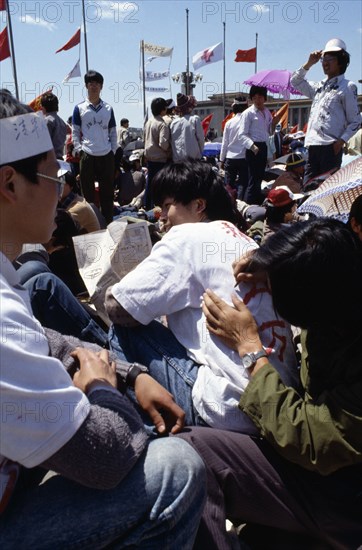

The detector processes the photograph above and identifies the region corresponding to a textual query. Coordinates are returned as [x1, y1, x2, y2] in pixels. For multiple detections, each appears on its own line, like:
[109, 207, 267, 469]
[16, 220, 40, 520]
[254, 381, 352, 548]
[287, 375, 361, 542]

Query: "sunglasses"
[36, 172, 65, 199]
[320, 55, 337, 63]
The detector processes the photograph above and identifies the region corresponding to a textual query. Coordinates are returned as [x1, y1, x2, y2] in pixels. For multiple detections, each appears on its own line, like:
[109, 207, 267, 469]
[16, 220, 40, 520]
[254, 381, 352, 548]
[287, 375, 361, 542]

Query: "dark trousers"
[145, 160, 167, 209]
[224, 158, 248, 200]
[80, 150, 115, 224]
[177, 427, 362, 550]
[244, 142, 267, 205]
[304, 144, 343, 185]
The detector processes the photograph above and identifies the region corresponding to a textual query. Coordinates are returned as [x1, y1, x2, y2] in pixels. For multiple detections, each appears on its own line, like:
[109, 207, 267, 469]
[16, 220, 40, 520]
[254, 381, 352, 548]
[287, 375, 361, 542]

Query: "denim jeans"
[109, 321, 207, 427]
[0, 437, 206, 549]
[22, 272, 108, 347]
[224, 158, 248, 200]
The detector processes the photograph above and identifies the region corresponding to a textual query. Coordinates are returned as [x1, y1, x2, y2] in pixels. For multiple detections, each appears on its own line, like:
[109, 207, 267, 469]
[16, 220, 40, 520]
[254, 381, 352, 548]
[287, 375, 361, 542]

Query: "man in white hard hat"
[291, 38, 360, 183]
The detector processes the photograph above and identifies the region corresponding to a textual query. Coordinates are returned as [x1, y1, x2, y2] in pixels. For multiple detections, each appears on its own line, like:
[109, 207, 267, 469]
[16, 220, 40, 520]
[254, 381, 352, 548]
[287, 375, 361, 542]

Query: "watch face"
[243, 354, 254, 369]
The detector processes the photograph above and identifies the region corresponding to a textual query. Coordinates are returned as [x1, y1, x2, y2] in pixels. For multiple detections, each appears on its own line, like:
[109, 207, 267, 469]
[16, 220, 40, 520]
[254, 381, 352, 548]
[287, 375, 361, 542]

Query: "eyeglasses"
[36, 173, 65, 199]
[320, 55, 337, 63]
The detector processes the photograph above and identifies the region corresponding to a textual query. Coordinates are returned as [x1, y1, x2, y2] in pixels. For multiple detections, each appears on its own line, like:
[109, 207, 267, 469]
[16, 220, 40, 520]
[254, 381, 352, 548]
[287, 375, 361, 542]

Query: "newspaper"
[73, 218, 152, 325]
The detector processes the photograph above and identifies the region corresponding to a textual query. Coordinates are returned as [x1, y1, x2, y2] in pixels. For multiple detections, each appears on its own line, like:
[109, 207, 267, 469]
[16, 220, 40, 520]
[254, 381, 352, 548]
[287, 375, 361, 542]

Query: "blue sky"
[1, 0, 361, 127]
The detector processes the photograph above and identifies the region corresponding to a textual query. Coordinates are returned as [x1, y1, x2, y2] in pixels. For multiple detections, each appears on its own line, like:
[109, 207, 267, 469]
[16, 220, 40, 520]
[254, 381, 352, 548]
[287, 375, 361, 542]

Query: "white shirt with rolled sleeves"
[111, 221, 298, 432]
[238, 104, 273, 148]
[290, 68, 360, 146]
[0, 253, 90, 469]
[220, 113, 250, 161]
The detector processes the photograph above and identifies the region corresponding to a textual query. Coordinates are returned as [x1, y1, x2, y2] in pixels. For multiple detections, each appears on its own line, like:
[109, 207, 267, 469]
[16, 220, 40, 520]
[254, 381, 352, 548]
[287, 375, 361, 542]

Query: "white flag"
[143, 42, 173, 58]
[192, 42, 223, 70]
[145, 86, 169, 92]
[63, 59, 81, 83]
[144, 70, 170, 82]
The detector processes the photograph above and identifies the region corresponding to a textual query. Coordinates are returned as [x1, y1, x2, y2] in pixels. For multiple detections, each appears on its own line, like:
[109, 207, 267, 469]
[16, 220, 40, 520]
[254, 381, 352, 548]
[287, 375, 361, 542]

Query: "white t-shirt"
[0, 253, 90, 469]
[112, 221, 298, 432]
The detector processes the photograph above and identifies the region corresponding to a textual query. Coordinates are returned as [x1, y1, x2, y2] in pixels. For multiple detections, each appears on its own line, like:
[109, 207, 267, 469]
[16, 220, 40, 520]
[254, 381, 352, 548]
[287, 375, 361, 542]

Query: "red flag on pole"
[28, 88, 53, 112]
[235, 48, 256, 63]
[221, 112, 234, 132]
[0, 26, 10, 61]
[201, 114, 213, 136]
[274, 102, 289, 130]
[290, 124, 298, 134]
[56, 28, 81, 54]
[0, 0, 7, 11]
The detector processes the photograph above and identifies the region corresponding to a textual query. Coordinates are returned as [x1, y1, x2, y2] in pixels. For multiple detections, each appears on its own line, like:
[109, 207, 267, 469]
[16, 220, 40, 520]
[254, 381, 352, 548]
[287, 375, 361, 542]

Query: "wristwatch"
[126, 362, 149, 388]
[241, 350, 268, 369]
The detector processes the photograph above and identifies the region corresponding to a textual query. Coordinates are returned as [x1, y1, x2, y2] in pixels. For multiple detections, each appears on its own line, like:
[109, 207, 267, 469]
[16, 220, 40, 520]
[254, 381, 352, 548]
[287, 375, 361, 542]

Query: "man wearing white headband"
[0, 92, 206, 549]
[291, 38, 360, 183]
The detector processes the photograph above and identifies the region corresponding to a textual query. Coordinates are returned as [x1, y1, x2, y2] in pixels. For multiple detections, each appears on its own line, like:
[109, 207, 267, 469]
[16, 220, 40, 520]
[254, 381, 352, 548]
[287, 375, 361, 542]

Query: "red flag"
[56, 28, 81, 54]
[303, 122, 308, 133]
[0, 0, 7, 11]
[273, 103, 289, 130]
[221, 112, 234, 132]
[28, 88, 53, 112]
[290, 124, 298, 133]
[0, 26, 10, 62]
[235, 48, 256, 63]
[201, 114, 213, 136]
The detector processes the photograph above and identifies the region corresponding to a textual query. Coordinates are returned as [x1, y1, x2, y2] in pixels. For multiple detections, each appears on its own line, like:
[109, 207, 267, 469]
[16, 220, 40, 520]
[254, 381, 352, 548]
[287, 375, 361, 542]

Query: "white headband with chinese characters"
[0, 112, 53, 165]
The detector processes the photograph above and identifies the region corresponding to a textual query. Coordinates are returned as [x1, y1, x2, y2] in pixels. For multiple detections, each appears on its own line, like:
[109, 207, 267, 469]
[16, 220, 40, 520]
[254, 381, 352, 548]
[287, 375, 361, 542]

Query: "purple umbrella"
[244, 69, 301, 98]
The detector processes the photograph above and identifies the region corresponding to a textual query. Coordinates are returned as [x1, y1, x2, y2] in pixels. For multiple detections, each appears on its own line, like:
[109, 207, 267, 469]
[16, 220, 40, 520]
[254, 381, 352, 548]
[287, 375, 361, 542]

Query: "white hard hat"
[322, 38, 347, 53]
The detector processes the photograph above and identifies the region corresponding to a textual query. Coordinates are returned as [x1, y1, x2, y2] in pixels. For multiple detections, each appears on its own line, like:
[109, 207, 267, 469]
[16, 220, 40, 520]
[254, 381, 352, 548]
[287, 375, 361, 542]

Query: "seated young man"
[107, 161, 298, 433]
[0, 91, 205, 549]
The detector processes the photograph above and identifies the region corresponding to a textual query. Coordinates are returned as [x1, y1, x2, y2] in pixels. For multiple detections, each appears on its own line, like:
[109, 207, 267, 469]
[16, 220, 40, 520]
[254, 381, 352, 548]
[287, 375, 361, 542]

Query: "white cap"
[322, 38, 347, 53]
[0, 112, 53, 165]
[129, 151, 141, 162]
[57, 160, 71, 177]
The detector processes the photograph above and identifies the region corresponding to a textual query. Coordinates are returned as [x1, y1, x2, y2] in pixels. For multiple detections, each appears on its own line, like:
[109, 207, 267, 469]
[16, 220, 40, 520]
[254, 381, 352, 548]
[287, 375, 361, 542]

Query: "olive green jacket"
[239, 332, 362, 475]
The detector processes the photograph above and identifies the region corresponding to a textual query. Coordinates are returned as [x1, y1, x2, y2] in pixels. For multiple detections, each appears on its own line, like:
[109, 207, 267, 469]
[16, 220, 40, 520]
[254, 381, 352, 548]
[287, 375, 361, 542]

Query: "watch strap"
[125, 363, 149, 388]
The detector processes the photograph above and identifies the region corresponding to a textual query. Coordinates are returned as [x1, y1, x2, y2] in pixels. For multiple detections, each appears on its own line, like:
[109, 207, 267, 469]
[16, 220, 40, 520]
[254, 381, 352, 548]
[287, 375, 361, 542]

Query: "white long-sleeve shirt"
[238, 104, 273, 148]
[290, 67, 360, 146]
[220, 113, 250, 161]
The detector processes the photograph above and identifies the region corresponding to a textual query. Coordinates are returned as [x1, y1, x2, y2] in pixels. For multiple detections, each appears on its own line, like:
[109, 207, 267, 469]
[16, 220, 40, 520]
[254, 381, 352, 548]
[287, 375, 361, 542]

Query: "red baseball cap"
[267, 186, 304, 207]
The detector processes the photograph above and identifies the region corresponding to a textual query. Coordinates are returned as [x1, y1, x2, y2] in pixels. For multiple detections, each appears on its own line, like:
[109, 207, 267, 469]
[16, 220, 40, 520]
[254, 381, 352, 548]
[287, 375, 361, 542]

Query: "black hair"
[326, 50, 350, 74]
[265, 201, 295, 223]
[0, 91, 48, 183]
[232, 96, 247, 114]
[151, 97, 167, 117]
[249, 85, 267, 100]
[248, 218, 362, 329]
[121, 118, 129, 126]
[84, 70, 104, 86]
[348, 194, 362, 227]
[64, 171, 78, 190]
[152, 160, 240, 225]
[40, 92, 59, 112]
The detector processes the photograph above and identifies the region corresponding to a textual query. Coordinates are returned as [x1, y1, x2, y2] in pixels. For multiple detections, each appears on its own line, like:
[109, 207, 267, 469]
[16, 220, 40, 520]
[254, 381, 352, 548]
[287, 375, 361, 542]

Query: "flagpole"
[141, 40, 146, 120]
[185, 8, 190, 95]
[255, 33, 258, 73]
[81, 0, 89, 72]
[6, 0, 19, 99]
[222, 21, 226, 119]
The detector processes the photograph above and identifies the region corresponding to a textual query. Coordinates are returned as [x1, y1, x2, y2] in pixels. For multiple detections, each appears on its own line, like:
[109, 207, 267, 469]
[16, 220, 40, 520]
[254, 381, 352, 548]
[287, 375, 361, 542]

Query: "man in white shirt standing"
[220, 96, 249, 200]
[72, 70, 118, 224]
[291, 38, 360, 184]
[238, 86, 279, 205]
